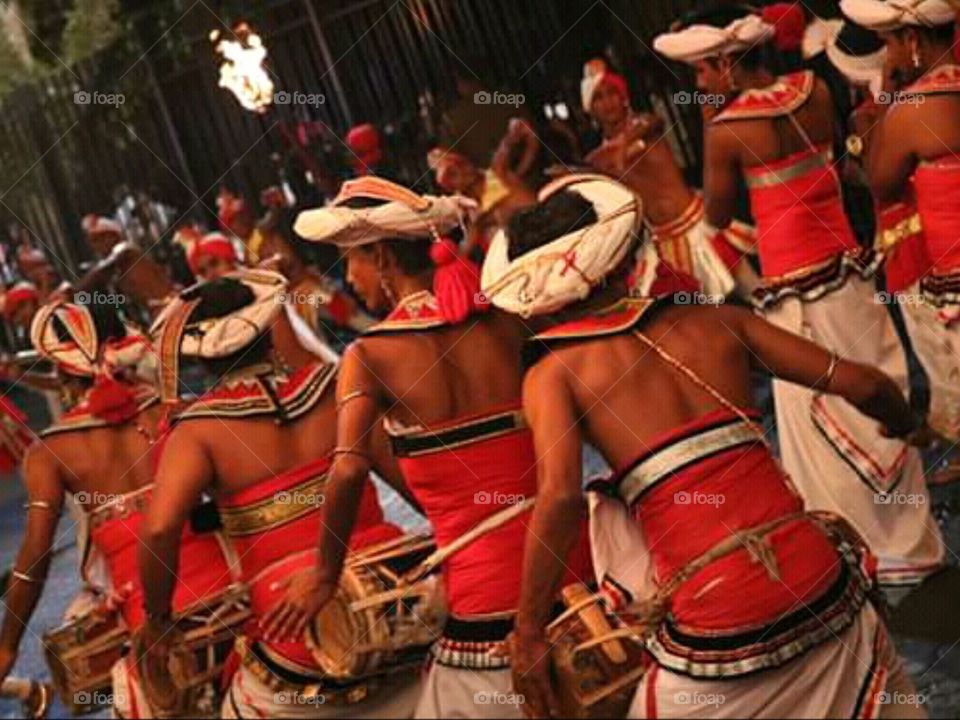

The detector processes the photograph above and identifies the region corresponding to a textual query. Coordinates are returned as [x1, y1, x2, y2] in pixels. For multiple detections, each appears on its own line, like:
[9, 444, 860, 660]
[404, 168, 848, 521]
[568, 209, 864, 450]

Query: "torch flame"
[213, 25, 275, 113]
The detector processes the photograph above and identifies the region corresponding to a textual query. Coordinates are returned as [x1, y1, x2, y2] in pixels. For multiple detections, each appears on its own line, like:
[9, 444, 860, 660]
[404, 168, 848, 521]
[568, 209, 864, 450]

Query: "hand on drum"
[262, 566, 337, 642]
[505, 630, 560, 719]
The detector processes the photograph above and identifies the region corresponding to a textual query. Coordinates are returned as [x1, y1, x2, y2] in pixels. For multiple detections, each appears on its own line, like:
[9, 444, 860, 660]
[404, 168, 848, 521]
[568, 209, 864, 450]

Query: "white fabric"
[900, 284, 960, 441]
[629, 606, 925, 719]
[283, 302, 341, 365]
[481, 175, 641, 318]
[414, 663, 523, 719]
[294, 195, 473, 248]
[765, 276, 944, 586]
[840, 0, 956, 30]
[587, 492, 656, 607]
[803, 16, 844, 59]
[581, 59, 613, 112]
[825, 32, 887, 98]
[653, 15, 775, 64]
[221, 664, 421, 719]
[150, 269, 287, 360]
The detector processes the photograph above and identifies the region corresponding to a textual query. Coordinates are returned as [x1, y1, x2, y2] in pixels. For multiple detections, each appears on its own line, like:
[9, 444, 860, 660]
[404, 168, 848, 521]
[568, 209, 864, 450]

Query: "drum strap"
[406, 497, 536, 585]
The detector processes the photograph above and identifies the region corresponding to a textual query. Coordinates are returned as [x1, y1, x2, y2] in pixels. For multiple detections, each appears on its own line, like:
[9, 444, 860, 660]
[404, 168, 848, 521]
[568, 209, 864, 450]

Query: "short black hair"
[181, 277, 273, 376]
[506, 190, 598, 261]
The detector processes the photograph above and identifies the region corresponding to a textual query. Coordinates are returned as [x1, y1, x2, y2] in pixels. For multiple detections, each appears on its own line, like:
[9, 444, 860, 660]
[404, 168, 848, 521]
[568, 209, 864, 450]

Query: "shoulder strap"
[785, 111, 818, 154]
[632, 330, 766, 442]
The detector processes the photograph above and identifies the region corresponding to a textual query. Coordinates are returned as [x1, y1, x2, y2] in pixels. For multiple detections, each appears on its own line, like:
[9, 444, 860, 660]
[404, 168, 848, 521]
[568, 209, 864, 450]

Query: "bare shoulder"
[523, 349, 570, 398]
[23, 438, 61, 473]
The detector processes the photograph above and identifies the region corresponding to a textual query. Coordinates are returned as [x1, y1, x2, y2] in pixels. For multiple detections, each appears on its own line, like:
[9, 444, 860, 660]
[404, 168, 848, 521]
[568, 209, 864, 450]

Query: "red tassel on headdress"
[86, 375, 140, 424]
[761, 3, 806, 53]
[430, 238, 489, 323]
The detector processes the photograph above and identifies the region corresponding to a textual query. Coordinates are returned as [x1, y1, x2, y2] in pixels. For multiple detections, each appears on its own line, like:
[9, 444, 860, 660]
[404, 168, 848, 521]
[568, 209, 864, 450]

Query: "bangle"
[11, 570, 39, 584]
[822, 353, 841, 392]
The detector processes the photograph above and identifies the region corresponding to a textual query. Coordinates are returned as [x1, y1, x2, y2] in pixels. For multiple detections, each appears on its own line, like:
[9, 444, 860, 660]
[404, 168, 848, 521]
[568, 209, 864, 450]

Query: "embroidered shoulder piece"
[523, 297, 660, 372]
[39, 386, 158, 438]
[173, 362, 336, 424]
[365, 290, 449, 335]
[906, 64, 960, 96]
[713, 71, 815, 123]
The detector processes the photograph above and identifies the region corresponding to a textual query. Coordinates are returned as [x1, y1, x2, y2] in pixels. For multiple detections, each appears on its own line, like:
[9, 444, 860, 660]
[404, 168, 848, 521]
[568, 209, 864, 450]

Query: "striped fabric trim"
[744, 150, 833, 189]
[810, 395, 907, 495]
[173, 363, 336, 424]
[752, 249, 880, 310]
[617, 420, 760, 507]
[852, 626, 888, 720]
[218, 473, 327, 537]
[920, 271, 960, 307]
[387, 409, 526, 457]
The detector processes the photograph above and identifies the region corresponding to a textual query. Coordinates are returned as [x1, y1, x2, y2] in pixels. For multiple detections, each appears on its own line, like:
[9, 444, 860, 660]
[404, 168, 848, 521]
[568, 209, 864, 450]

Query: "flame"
[212, 25, 275, 113]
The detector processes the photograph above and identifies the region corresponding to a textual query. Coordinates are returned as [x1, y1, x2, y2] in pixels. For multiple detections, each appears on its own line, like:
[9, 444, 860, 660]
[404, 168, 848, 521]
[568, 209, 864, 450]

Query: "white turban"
[840, 0, 956, 30]
[481, 175, 642, 318]
[653, 14, 776, 64]
[294, 176, 474, 247]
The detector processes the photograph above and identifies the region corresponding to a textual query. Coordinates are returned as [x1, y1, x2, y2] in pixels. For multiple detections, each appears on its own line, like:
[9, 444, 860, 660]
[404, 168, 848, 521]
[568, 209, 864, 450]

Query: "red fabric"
[90, 493, 234, 630]
[324, 292, 351, 327]
[2, 283, 38, 318]
[218, 456, 401, 671]
[710, 231, 746, 270]
[0, 397, 30, 473]
[877, 200, 930, 292]
[621, 409, 842, 632]
[762, 3, 806, 52]
[431, 239, 488, 322]
[187, 234, 237, 275]
[346, 123, 383, 174]
[746, 146, 858, 278]
[646, 265, 701, 299]
[718, 71, 814, 121]
[914, 157, 960, 273]
[397, 410, 594, 615]
[599, 72, 629, 102]
[86, 376, 140, 424]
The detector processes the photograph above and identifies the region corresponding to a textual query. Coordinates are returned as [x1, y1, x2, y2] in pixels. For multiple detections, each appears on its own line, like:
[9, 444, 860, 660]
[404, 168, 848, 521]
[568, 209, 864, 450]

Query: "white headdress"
[653, 14, 776, 64]
[840, 0, 956, 31]
[481, 175, 642, 318]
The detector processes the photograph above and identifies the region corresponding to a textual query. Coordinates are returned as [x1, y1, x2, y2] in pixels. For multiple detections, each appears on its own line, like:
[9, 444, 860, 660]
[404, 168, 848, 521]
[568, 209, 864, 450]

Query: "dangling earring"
[912, 44, 922, 70]
[377, 249, 395, 305]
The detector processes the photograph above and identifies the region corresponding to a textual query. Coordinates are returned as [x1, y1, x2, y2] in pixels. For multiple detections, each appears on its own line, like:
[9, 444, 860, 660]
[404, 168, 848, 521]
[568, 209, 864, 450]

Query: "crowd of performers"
[0, 0, 957, 718]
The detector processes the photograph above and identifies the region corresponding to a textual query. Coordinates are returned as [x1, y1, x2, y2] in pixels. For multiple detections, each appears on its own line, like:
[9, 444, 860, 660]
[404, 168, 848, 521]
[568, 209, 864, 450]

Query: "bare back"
[360, 310, 526, 427]
[41, 403, 164, 510]
[727, 78, 835, 168]
[906, 94, 960, 161]
[178, 392, 338, 498]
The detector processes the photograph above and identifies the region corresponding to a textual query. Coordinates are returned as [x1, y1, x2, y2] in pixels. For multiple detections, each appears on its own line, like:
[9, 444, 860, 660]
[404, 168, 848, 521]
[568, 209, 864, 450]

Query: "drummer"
[140, 269, 421, 719]
[264, 177, 594, 719]
[0, 297, 236, 719]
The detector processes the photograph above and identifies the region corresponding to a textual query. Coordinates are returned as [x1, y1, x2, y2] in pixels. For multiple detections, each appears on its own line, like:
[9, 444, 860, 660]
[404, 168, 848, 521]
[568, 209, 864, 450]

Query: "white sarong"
[414, 662, 523, 719]
[765, 275, 944, 586]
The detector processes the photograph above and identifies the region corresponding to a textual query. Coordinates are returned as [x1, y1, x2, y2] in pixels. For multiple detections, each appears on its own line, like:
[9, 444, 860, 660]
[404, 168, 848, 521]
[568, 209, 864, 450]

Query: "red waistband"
[217, 456, 333, 508]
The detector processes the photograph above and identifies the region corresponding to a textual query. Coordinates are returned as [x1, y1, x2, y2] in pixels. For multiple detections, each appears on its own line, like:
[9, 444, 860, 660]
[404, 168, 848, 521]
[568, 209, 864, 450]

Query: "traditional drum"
[43, 602, 128, 715]
[307, 533, 447, 680]
[136, 583, 250, 717]
[547, 583, 648, 720]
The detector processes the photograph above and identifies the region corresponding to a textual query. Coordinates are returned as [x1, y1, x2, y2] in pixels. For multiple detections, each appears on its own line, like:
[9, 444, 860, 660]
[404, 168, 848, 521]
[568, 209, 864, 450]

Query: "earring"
[912, 46, 922, 69]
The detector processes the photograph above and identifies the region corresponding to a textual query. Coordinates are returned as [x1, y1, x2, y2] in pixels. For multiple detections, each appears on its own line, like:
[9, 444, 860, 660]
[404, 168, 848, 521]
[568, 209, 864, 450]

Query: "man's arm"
[703, 123, 742, 230]
[0, 444, 64, 682]
[510, 358, 584, 719]
[263, 341, 386, 641]
[139, 426, 213, 626]
[734, 307, 914, 435]
[866, 105, 919, 203]
[369, 422, 423, 515]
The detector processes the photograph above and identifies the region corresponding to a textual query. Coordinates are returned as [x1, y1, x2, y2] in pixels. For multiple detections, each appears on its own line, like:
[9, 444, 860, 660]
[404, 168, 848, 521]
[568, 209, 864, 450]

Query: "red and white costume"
[364, 291, 595, 720]
[712, 71, 944, 588]
[528, 297, 922, 720]
[166, 362, 422, 719]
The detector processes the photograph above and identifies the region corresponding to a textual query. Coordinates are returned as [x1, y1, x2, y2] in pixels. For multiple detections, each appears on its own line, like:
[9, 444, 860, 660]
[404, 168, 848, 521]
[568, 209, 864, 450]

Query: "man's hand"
[261, 567, 338, 643]
[507, 628, 560, 719]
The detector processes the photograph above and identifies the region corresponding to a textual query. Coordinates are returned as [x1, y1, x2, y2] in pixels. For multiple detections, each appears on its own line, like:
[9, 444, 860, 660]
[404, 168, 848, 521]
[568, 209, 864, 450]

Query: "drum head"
[307, 588, 362, 677]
